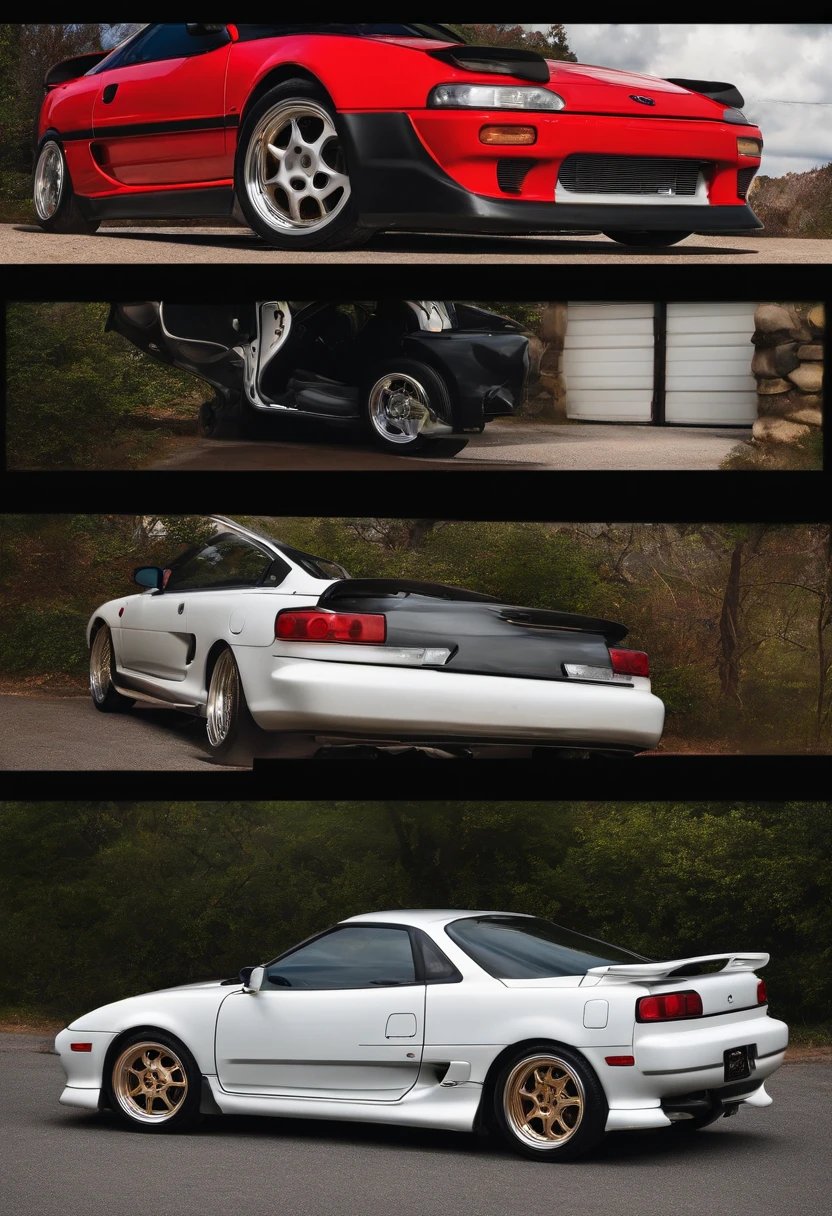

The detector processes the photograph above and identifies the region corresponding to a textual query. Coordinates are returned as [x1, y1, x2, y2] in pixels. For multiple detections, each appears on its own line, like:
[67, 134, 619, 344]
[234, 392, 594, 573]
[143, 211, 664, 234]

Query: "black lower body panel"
[78, 186, 235, 222]
[340, 113, 763, 234]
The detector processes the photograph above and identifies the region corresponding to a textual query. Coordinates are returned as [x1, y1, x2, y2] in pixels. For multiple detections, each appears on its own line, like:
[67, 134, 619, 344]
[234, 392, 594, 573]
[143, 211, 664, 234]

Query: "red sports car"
[34, 22, 764, 250]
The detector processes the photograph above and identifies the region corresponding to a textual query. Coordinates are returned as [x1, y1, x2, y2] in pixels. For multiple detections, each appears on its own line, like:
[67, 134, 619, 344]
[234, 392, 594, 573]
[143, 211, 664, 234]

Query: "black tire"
[362, 358, 455, 456]
[234, 80, 375, 251]
[198, 393, 242, 440]
[104, 1030, 202, 1133]
[89, 625, 134, 713]
[205, 647, 266, 763]
[602, 230, 692, 248]
[492, 1044, 608, 1162]
[33, 139, 101, 235]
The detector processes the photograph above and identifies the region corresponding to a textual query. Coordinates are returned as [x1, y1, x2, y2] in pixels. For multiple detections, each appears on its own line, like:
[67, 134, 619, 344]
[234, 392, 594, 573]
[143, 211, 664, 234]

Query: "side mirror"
[242, 966, 265, 994]
[186, 23, 228, 36]
[133, 566, 167, 590]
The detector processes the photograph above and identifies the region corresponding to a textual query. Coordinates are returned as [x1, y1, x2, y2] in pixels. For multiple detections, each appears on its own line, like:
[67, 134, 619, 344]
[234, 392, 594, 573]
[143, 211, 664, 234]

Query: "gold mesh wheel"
[112, 1041, 189, 1125]
[503, 1055, 585, 1148]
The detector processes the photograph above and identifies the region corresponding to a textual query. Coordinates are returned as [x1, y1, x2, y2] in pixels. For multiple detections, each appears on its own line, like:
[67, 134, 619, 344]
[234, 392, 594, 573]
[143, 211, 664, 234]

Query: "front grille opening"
[737, 166, 758, 199]
[558, 154, 707, 197]
[497, 158, 537, 194]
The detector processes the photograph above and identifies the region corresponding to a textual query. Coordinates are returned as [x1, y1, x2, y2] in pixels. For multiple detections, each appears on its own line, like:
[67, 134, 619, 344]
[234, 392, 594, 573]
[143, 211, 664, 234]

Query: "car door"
[90, 23, 234, 187]
[215, 925, 426, 1101]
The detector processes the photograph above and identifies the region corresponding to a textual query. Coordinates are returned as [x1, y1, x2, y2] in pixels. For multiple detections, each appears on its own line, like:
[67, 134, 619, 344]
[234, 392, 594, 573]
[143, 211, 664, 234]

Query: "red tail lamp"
[609, 648, 650, 678]
[637, 991, 703, 1021]
[275, 610, 386, 644]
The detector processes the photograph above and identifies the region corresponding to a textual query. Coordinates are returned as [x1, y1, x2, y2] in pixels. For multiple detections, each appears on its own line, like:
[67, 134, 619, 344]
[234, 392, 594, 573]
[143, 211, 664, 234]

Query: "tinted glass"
[123, 23, 228, 65]
[235, 24, 457, 42]
[446, 917, 647, 979]
[277, 543, 349, 581]
[165, 534, 271, 592]
[266, 927, 417, 990]
[418, 932, 461, 982]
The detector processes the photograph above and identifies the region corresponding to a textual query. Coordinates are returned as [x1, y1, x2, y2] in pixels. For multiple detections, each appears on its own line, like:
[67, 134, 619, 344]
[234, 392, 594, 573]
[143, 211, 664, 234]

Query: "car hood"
[67, 979, 231, 1030]
[546, 60, 731, 120]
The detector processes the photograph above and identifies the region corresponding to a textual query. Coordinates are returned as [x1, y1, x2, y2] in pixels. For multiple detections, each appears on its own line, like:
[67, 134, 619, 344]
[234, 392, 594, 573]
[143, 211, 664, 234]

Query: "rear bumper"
[341, 112, 763, 233]
[239, 654, 665, 750]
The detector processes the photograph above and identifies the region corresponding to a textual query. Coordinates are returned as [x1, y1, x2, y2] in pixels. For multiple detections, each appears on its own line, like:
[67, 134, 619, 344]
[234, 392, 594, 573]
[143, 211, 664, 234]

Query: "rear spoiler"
[589, 952, 769, 980]
[666, 78, 745, 109]
[319, 579, 629, 643]
[45, 51, 108, 88]
[428, 44, 550, 84]
[319, 578, 501, 605]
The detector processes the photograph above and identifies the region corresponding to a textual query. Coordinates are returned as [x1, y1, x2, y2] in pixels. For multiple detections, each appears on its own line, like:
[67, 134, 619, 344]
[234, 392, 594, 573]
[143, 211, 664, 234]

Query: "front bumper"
[340, 112, 763, 234]
[239, 653, 666, 750]
[55, 1027, 117, 1110]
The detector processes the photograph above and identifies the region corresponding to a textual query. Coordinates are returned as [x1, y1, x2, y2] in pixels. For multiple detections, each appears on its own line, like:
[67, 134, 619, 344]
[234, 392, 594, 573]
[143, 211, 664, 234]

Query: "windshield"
[234, 24, 461, 42]
[446, 916, 648, 979]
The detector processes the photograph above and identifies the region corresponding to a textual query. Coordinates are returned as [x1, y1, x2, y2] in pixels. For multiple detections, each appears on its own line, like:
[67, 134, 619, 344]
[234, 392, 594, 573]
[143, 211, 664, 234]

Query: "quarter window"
[265, 927, 417, 990]
[164, 534, 272, 592]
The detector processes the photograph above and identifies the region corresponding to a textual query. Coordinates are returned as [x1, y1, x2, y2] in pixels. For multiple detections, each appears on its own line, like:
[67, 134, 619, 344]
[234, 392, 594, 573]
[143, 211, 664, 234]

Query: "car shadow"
[14, 224, 755, 257]
[54, 1106, 773, 1164]
[119, 704, 249, 769]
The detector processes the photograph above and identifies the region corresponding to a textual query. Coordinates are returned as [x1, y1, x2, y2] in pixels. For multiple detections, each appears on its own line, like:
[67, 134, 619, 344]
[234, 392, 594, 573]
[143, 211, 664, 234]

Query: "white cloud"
[523, 24, 832, 176]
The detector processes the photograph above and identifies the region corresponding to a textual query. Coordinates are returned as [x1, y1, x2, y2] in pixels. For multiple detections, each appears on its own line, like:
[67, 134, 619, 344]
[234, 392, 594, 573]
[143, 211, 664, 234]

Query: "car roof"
[342, 909, 534, 929]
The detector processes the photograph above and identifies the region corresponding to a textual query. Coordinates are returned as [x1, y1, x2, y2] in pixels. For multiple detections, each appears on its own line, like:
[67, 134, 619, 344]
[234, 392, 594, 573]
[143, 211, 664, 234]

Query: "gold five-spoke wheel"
[113, 1041, 189, 1124]
[504, 1055, 585, 1147]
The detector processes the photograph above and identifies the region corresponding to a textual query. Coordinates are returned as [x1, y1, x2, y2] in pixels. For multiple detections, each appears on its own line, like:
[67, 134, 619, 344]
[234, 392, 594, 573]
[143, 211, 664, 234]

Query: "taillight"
[609, 648, 649, 678]
[70, 1043, 92, 1052]
[636, 990, 703, 1021]
[757, 979, 767, 1005]
[275, 610, 386, 644]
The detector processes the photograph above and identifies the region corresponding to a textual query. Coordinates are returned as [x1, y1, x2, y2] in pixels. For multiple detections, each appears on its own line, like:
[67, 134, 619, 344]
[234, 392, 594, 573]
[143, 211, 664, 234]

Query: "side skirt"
[77, 186, 236, 222]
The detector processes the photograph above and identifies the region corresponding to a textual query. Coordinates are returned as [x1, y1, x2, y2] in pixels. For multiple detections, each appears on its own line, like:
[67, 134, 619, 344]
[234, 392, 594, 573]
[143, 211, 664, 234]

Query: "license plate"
[724, 1045, 754, 1082]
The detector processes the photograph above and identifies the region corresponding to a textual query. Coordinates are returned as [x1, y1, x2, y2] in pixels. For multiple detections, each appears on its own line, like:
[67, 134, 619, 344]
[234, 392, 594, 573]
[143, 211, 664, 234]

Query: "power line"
[748, 98, 832, 105]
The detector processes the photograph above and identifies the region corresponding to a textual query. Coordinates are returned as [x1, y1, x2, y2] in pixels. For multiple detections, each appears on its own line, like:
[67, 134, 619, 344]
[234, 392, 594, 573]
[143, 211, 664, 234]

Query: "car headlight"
[737, 136, 762, 157]
[429, 84, 565, 112]
[722, 107, 752, 125]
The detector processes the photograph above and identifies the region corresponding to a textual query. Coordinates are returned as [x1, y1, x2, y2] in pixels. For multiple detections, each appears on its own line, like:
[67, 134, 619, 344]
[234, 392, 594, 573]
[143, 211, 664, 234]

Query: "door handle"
[102, 83, 118, 104]
[177, 603, 185, 615]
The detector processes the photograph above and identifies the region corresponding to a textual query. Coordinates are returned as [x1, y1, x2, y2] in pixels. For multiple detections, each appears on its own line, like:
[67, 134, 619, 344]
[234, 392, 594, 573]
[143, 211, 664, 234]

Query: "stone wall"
[524, 302, 568, 420]
[751, 303, 824, 444]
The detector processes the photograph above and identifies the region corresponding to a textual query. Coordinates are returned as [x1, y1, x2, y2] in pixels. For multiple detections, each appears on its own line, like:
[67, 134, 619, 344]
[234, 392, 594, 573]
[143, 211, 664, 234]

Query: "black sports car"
[108, 300, 530, 455]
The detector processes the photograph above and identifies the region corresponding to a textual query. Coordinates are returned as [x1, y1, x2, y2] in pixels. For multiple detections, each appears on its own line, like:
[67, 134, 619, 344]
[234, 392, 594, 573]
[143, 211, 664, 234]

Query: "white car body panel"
[56, 909, 788, 1138]
[86, 518, 666, 751]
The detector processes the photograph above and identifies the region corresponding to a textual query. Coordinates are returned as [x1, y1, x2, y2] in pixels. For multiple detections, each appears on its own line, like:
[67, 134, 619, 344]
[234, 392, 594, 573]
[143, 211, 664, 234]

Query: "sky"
[525, 24, 832, 177]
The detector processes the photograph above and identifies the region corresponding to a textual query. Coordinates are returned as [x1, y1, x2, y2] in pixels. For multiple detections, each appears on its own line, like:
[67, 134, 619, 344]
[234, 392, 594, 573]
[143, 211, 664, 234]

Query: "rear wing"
[319, 578, 501, 605]
[589, 952, 769, 981]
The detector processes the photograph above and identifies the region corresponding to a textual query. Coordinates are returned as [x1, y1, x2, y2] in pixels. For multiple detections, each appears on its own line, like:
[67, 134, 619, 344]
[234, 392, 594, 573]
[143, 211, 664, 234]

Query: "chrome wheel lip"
[206, 649, 238, 747]
[503, 1054, 585, 1149]
[243, 99, 351, 235]
[112, 1041, 188, 1125]
[34, 141, 65, 221]
[368, 373, 430, 445]
[89, 628, 112, 703]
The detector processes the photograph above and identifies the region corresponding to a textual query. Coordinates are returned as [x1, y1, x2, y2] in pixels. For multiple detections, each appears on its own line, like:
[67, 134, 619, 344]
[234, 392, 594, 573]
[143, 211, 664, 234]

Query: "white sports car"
[55, 909, 788, 1161]
[86, 517, 665, 761]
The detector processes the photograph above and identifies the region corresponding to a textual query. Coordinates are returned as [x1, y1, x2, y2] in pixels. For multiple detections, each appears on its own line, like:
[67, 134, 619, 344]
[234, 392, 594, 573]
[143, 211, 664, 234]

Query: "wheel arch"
[239, 64, 335, 133]
[203, 638, 233, 696]
[474, 1037, 603, 1134]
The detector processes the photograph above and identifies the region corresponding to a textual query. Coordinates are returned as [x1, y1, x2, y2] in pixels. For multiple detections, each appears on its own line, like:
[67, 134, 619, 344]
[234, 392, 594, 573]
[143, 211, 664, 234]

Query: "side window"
[418, 931, 462, 983]
[164, 535, 272, 592]
[265, 927, 417, 990]
[122, 23, 228, 66]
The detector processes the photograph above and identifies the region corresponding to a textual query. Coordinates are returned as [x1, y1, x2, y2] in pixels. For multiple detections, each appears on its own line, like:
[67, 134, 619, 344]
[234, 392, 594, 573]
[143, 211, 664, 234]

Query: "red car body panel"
[36, 27, 763, 232]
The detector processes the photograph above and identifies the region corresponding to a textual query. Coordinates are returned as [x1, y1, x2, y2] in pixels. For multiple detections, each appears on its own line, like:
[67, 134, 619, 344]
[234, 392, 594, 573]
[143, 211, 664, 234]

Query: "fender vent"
[497, 158, 537, 194]
[737, 166, 758, 199]
[559, 154, 706, 196]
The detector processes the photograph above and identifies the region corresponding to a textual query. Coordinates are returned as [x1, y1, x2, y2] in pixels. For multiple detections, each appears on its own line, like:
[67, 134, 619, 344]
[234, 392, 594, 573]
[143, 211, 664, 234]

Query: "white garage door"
[564, 303, 655, 422]
[665, 302, 758, 424]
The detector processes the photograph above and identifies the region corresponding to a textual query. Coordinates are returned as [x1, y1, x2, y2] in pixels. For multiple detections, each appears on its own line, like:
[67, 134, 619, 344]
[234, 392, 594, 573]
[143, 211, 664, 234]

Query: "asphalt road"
[151, 421, 750, 472]
[0, 694, 241, 771]
[2, 1034, 829, 1216]
[4, 223, 831, 263]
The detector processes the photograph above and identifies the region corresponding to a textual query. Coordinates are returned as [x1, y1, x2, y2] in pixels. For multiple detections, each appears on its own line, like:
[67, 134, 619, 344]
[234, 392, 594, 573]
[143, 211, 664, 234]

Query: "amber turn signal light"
[480, 125, 537, 146]
[737, 137, 762, 157]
